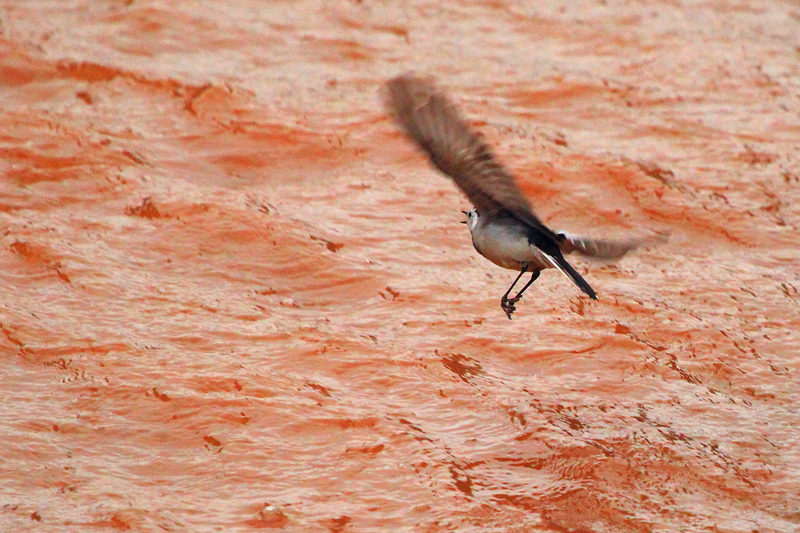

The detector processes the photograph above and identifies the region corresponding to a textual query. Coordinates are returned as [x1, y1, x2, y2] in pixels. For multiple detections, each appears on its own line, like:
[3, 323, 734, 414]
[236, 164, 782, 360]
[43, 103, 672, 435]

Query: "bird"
[383, 73, 645, 319]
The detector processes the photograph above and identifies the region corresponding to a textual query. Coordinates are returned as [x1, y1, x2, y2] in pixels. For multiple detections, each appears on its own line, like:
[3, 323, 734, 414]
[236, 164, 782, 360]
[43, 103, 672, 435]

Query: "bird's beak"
[460, 210, 469, 224]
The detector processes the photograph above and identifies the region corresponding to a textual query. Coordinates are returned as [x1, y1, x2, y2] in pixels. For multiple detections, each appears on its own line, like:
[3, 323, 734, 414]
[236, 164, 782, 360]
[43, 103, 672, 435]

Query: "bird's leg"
[501, 264, 528, 319]
[508, 270, 540, 305]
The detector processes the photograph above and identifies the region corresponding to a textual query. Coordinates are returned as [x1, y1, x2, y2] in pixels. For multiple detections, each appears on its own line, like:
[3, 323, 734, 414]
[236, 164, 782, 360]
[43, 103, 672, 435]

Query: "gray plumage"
[384, 73, 642, 318]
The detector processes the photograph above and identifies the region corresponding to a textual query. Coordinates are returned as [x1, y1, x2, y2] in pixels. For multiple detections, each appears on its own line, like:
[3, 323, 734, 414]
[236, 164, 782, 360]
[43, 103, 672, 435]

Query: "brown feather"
[559, 231, 668, 259]
[383, 73, 560, 247]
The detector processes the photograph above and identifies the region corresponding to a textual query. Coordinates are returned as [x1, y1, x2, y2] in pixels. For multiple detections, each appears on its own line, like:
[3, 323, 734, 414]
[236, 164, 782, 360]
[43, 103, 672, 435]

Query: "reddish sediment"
[1, 1, 798, 531]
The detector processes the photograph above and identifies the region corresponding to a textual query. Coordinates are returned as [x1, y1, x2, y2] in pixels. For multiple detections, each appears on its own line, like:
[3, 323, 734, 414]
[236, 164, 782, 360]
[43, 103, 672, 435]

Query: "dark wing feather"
[384, 74, 560, 246]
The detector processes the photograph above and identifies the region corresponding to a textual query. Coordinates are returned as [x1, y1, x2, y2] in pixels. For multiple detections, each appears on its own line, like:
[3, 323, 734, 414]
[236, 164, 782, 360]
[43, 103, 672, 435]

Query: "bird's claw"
[501, 297, 519, 320]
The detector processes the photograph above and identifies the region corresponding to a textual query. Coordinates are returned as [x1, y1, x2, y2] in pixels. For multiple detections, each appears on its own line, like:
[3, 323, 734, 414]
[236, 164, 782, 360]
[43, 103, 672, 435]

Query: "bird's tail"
[543, 253, 598, 300]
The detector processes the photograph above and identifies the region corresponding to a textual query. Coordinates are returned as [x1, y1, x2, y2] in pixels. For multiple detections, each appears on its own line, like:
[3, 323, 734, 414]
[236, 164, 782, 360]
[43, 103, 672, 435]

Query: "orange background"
[1, 1, 798, 531]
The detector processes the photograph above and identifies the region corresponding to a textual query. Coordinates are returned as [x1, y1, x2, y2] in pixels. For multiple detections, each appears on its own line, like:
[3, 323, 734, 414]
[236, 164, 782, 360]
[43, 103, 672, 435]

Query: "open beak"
[460, 210, 469, 224]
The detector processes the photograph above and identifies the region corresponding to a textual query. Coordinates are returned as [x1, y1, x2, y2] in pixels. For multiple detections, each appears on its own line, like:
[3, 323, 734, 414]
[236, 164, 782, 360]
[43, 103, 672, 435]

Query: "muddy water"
[1, 1, 799, 531]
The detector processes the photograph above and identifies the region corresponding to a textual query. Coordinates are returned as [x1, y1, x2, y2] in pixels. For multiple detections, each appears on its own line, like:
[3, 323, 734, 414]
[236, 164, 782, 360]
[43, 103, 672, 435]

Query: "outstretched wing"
[558, 232, 643, 259]
[383, 73, 559, 245]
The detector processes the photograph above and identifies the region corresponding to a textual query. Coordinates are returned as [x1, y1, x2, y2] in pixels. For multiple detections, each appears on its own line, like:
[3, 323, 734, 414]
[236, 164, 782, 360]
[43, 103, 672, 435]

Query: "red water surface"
[1, 1, 799, 531]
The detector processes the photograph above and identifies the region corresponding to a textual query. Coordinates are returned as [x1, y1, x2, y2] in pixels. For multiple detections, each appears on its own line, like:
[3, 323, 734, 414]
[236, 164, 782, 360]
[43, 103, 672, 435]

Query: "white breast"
[469, 216, 551, 271]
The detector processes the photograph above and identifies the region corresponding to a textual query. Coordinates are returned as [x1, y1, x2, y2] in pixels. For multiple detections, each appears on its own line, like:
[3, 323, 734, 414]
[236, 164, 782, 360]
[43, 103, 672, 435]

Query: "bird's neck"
[468, 216, 481, 232]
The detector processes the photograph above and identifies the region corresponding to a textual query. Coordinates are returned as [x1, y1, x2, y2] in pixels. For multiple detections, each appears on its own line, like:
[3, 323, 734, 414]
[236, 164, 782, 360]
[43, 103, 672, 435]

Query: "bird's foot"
[501, 297, 518, 320]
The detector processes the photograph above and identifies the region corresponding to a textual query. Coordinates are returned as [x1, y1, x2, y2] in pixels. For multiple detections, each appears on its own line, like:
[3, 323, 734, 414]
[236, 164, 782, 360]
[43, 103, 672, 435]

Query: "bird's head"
[461, 208, 479, 230]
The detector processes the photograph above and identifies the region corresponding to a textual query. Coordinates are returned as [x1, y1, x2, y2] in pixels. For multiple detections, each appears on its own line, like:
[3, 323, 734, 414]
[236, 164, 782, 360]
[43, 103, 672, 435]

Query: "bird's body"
[467, 210, 551, 271]
[383, 73, 646, 318]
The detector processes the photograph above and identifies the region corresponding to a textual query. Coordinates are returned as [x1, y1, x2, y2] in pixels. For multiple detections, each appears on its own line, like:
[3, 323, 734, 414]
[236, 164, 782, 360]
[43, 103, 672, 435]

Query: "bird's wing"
[383, 73, 559, 243]
[557, 232, 643, 259]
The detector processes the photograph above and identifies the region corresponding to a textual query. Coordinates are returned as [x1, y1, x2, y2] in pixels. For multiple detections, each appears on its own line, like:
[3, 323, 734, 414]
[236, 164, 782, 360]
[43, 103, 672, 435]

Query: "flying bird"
[384, 73, 644, 319]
